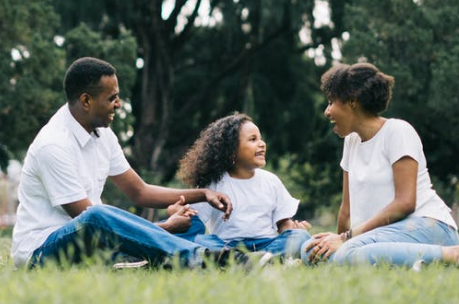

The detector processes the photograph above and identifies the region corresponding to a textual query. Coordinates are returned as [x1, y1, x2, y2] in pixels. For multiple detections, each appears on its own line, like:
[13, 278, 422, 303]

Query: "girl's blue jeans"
[301, 217, 459, 267]
[30, 204, 205, 268]
[190, 220, 311, 258]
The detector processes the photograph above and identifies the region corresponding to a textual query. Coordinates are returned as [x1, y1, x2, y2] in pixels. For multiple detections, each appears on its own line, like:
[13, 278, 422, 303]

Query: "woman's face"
[233, 122, 267, 173]
[323, 98, 355, 138]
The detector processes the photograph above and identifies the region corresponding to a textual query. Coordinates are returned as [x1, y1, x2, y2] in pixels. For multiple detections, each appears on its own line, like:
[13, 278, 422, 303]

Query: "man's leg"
[30, 205, 205, 268]
[172, 216, 206, 242]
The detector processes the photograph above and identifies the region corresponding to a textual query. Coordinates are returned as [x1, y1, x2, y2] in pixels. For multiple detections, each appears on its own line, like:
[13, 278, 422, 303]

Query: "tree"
[340, 0, 459, 203]
[0, 0, 65, 171]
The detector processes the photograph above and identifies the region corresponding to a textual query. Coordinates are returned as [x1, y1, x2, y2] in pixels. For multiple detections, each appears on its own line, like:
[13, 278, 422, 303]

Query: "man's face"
[87, 75, 121, 130]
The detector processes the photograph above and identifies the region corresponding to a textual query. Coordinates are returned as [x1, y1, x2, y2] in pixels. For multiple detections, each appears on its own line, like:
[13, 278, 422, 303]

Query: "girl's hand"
[291, 220, 312, 230]
[305, 232, 344, 264]
[167, 195, 198, 217]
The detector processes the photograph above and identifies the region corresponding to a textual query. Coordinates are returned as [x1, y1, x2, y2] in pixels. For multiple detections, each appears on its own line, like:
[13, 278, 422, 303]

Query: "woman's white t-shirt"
[340, 118, 457, 229]
[192, 169, 299, 241]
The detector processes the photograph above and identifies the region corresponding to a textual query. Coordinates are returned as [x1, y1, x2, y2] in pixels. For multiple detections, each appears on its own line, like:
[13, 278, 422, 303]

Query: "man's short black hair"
[63, 57, 116, 104]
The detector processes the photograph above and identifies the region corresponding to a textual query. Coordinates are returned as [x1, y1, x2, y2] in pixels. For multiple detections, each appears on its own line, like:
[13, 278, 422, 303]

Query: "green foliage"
[0, 0, 65, 167]
[340, 0, 459, 190]
[63, 23, 138, 146]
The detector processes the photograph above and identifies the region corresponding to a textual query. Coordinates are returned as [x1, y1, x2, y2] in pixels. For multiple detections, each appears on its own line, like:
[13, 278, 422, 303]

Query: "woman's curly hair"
[177, 113, 252, 188]
[321, 62, 395, 115]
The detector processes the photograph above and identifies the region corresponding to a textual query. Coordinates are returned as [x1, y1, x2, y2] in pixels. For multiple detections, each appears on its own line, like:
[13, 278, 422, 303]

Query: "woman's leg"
[30, 205, 204, 268]
[332, 217, 459, 267]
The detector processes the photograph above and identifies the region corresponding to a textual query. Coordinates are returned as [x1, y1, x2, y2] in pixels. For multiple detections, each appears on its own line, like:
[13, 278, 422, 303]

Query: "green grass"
[1, 234, 459, 304]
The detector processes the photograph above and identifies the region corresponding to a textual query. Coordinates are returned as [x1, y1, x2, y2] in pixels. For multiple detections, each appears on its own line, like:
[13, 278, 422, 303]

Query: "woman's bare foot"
[441, 245, 459, 264]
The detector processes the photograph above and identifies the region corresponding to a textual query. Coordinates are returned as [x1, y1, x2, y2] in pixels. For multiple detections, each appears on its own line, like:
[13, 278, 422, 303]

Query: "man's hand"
[159, 196, 197, 233]
[204, 189, 233, 221]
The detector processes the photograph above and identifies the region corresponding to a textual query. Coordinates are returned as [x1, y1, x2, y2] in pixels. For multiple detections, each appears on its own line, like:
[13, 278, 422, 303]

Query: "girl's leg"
[30, 205, 204, 268]
[332, 217, 459, 267]
[194, 234, 227, 251]
[250, 229, 311, 258]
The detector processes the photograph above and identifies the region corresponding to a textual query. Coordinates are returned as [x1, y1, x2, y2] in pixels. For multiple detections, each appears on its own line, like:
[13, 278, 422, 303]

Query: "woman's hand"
[305, 232, 345, 264]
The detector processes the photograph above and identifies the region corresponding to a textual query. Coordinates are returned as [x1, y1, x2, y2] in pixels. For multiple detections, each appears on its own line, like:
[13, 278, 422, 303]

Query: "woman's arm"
[351, 156, 418, 237]
[337, 171, 351, 234]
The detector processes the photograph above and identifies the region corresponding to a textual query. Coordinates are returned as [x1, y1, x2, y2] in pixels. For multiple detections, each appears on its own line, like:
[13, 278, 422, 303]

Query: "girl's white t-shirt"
[193, 169, 299, 241]
[341, 118, 457, 229]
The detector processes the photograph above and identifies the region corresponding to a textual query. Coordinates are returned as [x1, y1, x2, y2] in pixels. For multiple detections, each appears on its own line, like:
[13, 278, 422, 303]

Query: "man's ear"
[79, 93, 91, 110]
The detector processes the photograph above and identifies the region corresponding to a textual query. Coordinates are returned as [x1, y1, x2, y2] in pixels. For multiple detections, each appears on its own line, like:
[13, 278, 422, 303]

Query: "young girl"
[173, 113, 311, 259]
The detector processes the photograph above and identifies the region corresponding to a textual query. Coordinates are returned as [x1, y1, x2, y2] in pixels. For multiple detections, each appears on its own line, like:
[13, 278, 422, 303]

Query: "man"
[11, 57, 232, 268]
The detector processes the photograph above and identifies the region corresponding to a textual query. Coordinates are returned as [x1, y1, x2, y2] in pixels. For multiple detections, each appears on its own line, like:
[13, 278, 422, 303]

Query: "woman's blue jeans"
[30, 204, 205, 268]
[301, 217, 459, 267]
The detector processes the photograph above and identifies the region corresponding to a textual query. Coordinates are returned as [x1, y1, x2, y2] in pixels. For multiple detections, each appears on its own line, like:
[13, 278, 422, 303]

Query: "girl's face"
[231, 121, 266, 177]
[323, 98, 355, 138]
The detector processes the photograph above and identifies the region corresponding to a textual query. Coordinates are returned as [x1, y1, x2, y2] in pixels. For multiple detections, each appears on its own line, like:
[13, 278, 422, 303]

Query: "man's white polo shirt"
[11, 104, 130, 266]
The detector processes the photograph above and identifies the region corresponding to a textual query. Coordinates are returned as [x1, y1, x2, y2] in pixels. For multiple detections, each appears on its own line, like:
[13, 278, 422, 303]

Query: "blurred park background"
[1, 0, 459, 228]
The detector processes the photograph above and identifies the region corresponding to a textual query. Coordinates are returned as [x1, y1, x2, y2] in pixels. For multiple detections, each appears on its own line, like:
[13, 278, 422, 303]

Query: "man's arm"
[61, 198, 92, 218]
[109, 168, 233, 219]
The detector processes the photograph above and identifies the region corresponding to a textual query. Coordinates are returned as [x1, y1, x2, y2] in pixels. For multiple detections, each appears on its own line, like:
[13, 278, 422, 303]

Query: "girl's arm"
[350, 156, 417, 237]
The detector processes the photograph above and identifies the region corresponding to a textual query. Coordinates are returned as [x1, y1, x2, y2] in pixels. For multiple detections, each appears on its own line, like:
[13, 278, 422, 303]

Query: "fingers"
[307, 240, 330, 263]
[294, 220, 312, 230]
[313, 232, 331, 239]
[175, 204, 191, 216]
[175, 195, 186, 205]
[219, 196, 233, 221]
[301, 220, 312, 230]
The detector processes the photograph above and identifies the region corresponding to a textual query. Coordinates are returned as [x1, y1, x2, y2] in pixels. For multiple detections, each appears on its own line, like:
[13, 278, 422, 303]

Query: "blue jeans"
[169, 215, 206, 242]
[30, 205, 205, 268]
[194, 228, 311, 258]
[301, 217, 459, 267]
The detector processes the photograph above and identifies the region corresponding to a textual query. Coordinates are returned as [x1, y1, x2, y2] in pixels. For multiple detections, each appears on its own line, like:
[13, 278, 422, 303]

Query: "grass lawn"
[1, 229, 459, 304]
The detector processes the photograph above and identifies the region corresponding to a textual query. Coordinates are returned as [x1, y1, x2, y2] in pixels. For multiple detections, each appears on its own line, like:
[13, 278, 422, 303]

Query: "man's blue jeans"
[30, 204, 205, 268]
[301, 217, 459, 267]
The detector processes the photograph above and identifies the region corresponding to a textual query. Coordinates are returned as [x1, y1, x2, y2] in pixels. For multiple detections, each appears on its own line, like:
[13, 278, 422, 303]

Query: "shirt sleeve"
[35, 144, 87, 206]
[384, 120, 423, 165]
[272, 175, 300, 225]
[106, 129, 130, 176]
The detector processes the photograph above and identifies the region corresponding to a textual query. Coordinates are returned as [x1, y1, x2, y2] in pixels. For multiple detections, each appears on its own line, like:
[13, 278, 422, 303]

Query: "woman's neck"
[355, 116, 387, 142]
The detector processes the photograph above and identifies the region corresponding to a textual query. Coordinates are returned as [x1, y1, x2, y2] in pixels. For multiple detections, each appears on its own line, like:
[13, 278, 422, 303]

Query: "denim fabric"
[301, 217, 459, 267]
[30, 204, 204, 268]
[194, 228, 311, 258]
[170, 215, 206, 242]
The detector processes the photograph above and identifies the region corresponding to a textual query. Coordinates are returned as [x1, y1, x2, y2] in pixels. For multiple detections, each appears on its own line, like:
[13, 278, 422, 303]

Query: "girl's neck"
[228, 167, 256, 179]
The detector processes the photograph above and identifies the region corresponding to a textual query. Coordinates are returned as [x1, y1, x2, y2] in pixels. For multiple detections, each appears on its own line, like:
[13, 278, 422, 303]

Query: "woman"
[301, 62, 459, 267]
